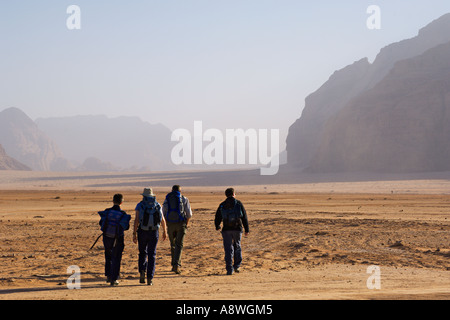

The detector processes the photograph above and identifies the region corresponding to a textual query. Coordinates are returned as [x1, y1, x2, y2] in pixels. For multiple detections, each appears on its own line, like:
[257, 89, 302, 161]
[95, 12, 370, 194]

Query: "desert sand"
[0, 170, 449, 301]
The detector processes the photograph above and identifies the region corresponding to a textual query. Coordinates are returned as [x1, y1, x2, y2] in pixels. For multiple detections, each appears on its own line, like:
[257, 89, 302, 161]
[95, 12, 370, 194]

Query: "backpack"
[99, 209, 130, 238]
[165, 191, 186, 223]
[220, 199, 242, 228]
[139, 199, 161, 231]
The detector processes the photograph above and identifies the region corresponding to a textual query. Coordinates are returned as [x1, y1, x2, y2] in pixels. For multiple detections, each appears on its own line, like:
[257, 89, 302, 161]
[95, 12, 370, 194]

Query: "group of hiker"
[97, 185, 250, 286]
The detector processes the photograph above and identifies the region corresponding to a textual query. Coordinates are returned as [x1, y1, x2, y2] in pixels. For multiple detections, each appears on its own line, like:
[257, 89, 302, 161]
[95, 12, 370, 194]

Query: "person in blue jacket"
[98, 193, 131, 286]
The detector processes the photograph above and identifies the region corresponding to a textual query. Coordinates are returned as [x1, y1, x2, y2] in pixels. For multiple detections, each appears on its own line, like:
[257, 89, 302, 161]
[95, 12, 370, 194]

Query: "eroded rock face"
[309, 42, 450, 173]
[0, 107, 68, 171]
[36, 114, 175, 171]
[0, 106, 174, 172]
[286, 13, 450, 173]
[0, 144, 31, 171]
[286, 57, 371, 170]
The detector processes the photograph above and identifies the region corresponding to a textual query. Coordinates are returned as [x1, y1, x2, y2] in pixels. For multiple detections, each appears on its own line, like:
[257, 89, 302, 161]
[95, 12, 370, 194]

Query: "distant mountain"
[286, 13, 450, 173]
[0, 144, 31, 171]
[0, 107, 71, 171]
[310, 41, 450, 173]
[286, 57, 371, 169]
[76, 157, 119, 172]
[36, 114, 175, 171]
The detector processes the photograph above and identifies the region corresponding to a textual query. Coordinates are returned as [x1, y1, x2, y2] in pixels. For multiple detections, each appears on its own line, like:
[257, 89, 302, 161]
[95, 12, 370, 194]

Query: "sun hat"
[141, 187, 155, 197]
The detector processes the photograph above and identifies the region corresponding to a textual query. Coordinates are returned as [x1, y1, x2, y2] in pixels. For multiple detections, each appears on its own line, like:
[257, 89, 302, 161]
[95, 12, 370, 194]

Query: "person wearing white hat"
[133, 187, 167, 285]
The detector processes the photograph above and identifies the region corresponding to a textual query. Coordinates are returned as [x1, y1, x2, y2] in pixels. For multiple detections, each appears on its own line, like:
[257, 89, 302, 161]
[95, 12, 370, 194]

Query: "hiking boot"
[110, 280, 119, 286]
[226, 270, 233, 275]
[139, 271, 145, 284]
[147, 278, 153, 286]
[174, 266, 181, 274]
[234, 267, 241, 273]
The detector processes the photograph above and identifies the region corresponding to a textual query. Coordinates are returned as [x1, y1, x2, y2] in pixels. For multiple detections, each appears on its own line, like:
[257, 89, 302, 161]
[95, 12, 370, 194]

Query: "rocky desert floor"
[0, 170, 449, 300]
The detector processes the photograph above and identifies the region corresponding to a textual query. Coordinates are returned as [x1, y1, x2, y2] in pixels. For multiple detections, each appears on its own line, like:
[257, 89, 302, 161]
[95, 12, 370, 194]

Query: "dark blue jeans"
[103, 235, 124, 282]
[138, 229, 159, 279]
[222, 230, 243, 272]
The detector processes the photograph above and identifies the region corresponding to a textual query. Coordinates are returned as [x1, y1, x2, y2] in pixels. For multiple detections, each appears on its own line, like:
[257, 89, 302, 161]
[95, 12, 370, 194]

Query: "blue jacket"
[99, 205, 131, 238]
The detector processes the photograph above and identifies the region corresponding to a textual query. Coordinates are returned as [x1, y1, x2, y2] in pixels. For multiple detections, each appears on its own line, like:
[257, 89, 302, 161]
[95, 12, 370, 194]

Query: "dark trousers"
[222, 230, 243, 272]
[167, 222, 187, 268]
[103, 235, 124, 282]
[138, 229, 159, 279]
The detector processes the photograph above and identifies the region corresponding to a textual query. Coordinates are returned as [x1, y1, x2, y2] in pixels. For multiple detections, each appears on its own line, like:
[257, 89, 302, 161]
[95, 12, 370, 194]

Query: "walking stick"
[89, 233, 103, 250]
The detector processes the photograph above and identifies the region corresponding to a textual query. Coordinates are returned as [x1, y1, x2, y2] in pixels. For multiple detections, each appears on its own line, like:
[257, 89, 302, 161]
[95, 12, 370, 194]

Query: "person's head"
[141, 187, 155, 198]
[172, 185, 181, 192]
[113, 193, 123, 205]
[225, 188, 235, 198]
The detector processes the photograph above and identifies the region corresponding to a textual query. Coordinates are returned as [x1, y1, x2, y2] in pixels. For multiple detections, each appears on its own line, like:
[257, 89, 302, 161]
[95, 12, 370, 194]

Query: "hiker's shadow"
[0, 277, 145, 296]
[155, 270, 229, 279]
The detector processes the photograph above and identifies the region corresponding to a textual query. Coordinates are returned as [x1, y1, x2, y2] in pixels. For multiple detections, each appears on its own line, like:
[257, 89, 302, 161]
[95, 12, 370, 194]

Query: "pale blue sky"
[2, 1, 450, 149]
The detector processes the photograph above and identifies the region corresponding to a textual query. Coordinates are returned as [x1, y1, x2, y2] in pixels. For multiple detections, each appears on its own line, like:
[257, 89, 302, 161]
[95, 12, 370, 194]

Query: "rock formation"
[0, 107, 70, 171]
[286, 13, 450, 173]
[36, 114, 175, 171]
[0, 144, 31, 170]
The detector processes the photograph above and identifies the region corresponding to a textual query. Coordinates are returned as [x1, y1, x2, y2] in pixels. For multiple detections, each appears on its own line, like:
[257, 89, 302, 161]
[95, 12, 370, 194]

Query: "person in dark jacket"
[98, 193, 131, 286]
[215, 188, 249, 275]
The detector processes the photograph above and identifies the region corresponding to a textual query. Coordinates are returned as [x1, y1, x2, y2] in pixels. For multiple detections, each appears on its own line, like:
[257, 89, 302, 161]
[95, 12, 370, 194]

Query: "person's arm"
[214, 205, 222, 231]
[133, 210, 139, 244]
[162, 199, 168, 216]
[239, 201, 249, 236]
[183, 196, 192, 226]
[120, 210, 131, 231]
[158, 205, 167, 241]
[160, 214, 167, 241]
[98, 211, 105, 229]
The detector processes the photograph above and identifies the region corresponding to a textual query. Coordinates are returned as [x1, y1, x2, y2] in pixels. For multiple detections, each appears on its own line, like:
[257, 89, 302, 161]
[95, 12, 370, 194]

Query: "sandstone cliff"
[0, 107, 70, 171]
[0, 144, 31, 171]
[310, 41, 450, 172]
[286, 13, 450, 173]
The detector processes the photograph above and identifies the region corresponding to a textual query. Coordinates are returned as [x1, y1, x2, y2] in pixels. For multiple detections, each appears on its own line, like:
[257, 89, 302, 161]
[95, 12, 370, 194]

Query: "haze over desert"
[2, 3, 450, 307]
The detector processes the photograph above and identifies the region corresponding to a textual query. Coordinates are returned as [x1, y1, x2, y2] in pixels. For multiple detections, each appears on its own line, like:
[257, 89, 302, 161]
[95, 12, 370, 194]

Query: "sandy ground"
[0, 170, 449, 300]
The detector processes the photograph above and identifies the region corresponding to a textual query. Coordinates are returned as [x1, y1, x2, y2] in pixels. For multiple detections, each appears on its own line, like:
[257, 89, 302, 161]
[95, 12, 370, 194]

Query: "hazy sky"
[2, 1, 450, 149]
